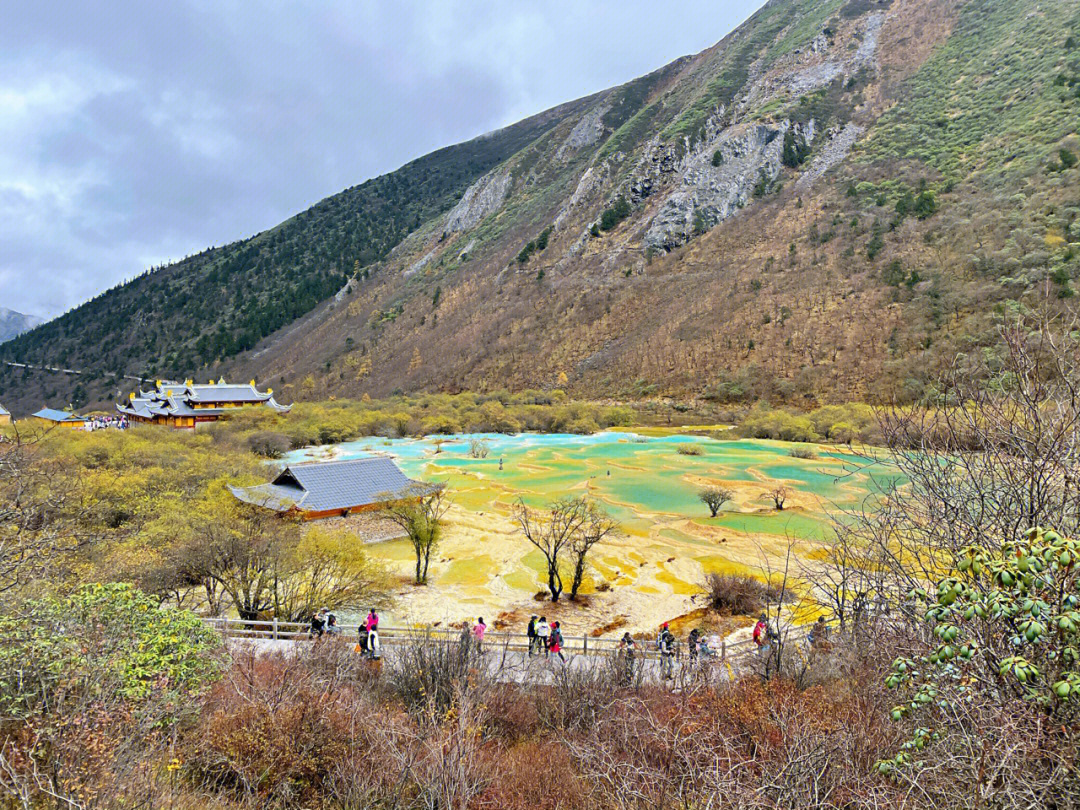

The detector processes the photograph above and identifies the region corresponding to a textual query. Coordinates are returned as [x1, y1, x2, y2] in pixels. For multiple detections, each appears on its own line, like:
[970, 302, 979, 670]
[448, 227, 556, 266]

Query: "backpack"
[661, 631, 674, 654]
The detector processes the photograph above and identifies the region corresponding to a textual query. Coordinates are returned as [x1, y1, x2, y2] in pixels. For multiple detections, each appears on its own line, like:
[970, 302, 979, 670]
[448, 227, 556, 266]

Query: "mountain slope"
[0, 308, 41, 344]
[3, 0, 1079, 414]
[0, 99, 589, 410]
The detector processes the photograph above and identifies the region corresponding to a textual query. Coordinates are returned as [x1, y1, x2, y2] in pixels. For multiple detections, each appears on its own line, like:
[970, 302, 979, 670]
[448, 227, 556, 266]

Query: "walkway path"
[206, 618, 812, 686]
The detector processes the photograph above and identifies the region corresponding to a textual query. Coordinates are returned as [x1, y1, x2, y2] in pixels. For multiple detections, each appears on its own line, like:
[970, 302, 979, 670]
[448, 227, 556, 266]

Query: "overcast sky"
[1, 1, 764, 321]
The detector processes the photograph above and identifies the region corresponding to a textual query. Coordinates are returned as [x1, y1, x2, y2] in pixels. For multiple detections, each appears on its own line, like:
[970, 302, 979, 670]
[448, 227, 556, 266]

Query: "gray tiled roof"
[229, 482, 306, 511]
[188, 384, 269, 403]
[230, 456, 434, 513]
[117, 380, 291, 419]
[0, 403, 9, 416]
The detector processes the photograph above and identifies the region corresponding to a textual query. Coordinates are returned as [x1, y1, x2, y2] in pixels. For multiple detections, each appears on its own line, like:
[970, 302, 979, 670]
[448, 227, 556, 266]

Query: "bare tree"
[797, 510, 892, 634]
[567, 501, 620, 601]
[195, 504, 293, 620]
[698, 486, 734, 517]
[768, 485, 790, 510]
[755, 537, 798, 680]
[511, 496, 590, 602]
[380, 484, 449, 584]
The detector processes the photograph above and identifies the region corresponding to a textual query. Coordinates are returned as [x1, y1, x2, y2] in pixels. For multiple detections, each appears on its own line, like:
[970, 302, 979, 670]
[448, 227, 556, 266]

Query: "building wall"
[300, 503, 385, 521]
[33, 416, 84, 429]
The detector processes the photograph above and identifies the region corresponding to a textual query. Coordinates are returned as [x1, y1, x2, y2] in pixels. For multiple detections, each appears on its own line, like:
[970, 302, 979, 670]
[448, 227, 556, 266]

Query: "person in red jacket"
[753, 614, 771, 652]
[549, 621, 566, 662]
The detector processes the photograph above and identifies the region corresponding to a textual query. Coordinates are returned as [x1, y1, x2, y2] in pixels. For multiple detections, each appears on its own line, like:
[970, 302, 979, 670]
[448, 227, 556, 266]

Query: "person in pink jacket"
[365, 609, 379, 633]
[473, 617, 487, 654]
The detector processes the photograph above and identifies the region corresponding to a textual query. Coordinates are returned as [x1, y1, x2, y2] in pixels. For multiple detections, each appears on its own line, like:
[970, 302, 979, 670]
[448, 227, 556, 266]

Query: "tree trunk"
[548, 564, 562, 602]
[570, 557, 586, 601]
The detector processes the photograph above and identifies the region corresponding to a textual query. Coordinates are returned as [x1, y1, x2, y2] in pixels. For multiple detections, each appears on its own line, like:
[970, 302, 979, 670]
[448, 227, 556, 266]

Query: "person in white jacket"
[536, 617, 551, 657]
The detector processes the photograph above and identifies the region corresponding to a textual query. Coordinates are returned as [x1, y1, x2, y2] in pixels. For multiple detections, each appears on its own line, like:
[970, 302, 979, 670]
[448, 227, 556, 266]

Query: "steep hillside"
[3, 0, 1080, 414]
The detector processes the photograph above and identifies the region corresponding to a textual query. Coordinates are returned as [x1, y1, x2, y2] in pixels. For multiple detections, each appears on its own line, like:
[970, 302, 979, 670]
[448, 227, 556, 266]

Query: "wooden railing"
[200, 617, 820, 664]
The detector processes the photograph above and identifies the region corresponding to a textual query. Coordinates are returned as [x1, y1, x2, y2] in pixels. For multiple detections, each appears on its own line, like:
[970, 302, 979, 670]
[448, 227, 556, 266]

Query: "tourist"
[687, 628, 701, 664]
[808, 616, 829, 649]
[326, 612, 341, 636]
[659, 626, 676, 680]
[536, 616, 551, 657]
[618, 632, 637, 685]
[309, 608, 327, 639]
[365, 608, 379, 633]
[752, 614, 770, 653]
[549, 620, 566, 663]
[367, 626, 381, 660]
[527, 615, 539, 656]
[357, 623, 369, 655]
[656, 622, 670, 651]
[474, 616, 487, 654]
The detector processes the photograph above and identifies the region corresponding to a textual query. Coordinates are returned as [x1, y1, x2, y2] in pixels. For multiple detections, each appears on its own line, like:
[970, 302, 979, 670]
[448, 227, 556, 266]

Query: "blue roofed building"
[32, 408, 87, 428]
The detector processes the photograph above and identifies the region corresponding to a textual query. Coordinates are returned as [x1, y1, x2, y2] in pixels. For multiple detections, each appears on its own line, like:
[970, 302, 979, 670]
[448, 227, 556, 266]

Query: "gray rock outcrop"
[796, 122, 864, 189]
[644, 120, 804, 251]
[444, 168, 513, 233]
[556, 101, 611, 160]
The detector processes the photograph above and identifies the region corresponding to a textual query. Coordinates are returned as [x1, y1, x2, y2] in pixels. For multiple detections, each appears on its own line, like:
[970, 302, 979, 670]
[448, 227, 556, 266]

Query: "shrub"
[788, 445, 816, 459]
[741, 410, 820, 442]
[189, 649, 392, 808]
[676, 443, 704, 455]
[867, 229, 886, 260]
[878, 527, 1080, 801]
[476, 741, 591, 810]
[712, 149, 724, 167]
[884, 259, 906, 286]
[702, 572, 780, 615]
[535, 225, 554, 250]
[599, 196, 632, 231]
[913, 189, 939, 219]
[387, 631, 485, 715]
[247, 430, 291, 458]
[781, 129, 811, 168]
[517, 240, 537, 263]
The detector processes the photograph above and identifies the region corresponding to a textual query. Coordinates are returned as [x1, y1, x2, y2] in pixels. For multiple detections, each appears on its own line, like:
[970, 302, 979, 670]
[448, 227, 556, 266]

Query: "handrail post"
[583, 635, 588, 655]
[721, 639, 726, 661]
[272, 617, 278, 640]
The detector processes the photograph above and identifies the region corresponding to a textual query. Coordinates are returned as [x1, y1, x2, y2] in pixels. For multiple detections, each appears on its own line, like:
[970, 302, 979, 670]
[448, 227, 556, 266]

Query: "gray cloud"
[1, 1, 763, 320]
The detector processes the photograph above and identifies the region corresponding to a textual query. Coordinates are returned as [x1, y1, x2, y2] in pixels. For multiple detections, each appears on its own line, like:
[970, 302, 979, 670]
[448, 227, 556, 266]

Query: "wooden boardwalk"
[203, 618, 817, 685]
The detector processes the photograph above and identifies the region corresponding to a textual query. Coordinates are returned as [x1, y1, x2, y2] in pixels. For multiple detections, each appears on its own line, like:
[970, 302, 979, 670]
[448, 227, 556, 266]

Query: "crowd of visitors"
[300, 608, 832, 678]
[83, 415, 128, 431]
[525, 615, 567, 661]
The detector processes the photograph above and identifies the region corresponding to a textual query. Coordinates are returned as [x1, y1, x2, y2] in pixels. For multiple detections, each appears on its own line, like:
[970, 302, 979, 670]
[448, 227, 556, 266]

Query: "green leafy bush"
[880, 527, 1080, 776]
[599, 197, 632, 231]
[0, 583, 222, 714]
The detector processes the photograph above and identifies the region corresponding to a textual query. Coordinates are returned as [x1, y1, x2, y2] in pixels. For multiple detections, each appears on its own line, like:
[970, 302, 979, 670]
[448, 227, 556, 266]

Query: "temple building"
[0, 403, 10, 426]
[229, 457, 437, 520]
[32, 408, 87, 428]
[117, 378, 291, 428]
